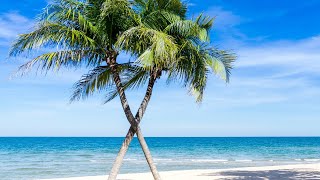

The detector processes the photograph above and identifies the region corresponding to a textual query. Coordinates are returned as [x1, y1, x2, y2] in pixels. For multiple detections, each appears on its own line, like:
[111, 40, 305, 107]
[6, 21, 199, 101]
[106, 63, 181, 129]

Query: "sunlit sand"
[42, 163, 320, 180]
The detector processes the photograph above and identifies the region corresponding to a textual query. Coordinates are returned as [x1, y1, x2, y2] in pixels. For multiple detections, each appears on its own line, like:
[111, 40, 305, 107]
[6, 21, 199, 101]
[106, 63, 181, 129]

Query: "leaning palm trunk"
[107, 53, 160, 180]
[109, 127, 160, 180]
[108, 127, 135, 179]
[136, 126, 160, 179]
[133, 71, 161, 180]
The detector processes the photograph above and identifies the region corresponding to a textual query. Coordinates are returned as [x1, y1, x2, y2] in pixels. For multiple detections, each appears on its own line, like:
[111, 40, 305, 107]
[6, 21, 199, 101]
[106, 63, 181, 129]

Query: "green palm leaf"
[10, 22, 97, 57]
[116, 26, 178, 69]
[70, 65, 113, 102]
[17, 50, 102, 75]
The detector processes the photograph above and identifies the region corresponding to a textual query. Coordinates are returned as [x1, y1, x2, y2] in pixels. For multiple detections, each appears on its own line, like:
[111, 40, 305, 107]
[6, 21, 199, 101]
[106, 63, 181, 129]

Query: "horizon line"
[1, 136, 320, 138]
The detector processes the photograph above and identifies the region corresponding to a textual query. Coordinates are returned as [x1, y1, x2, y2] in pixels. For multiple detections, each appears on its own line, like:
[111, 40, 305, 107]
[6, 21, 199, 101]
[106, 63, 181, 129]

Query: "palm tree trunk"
[134, 70, 161, 179]
[136, 126, 161, 180]
[107, 54, 160, 180]
[108, 127, 161, 180]
[108, 127, 135, 180]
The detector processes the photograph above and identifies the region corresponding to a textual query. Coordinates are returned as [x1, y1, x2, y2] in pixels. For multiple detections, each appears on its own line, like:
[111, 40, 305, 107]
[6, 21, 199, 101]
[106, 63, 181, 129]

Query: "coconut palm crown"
[9, 0, 236, 179]
[72, 0, 235, 103]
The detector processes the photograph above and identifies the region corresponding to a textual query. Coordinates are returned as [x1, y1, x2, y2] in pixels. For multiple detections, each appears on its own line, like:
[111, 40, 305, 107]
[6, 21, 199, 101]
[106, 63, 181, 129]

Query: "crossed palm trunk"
[106, 52, 161, 180]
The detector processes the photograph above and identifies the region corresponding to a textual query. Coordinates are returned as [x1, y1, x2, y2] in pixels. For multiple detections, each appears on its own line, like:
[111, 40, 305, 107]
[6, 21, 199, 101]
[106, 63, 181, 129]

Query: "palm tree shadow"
[202, 170, 320, 180]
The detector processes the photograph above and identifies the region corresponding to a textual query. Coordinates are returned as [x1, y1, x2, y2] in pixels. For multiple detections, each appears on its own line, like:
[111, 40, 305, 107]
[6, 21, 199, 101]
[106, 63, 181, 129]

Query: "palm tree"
[10, 0, 162, 179]
[72, 0, 235, 179]
[10, 0, 236, 180]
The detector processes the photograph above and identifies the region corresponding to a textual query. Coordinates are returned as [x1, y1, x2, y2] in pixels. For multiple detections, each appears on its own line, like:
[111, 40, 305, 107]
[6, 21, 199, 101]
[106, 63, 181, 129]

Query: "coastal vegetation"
[9, 0, 236, 179]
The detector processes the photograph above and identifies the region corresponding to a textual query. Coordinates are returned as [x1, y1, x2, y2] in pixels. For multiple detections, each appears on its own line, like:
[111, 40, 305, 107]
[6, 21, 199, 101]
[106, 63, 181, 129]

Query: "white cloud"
[187, 3, 196, 7]
[236, 36, 320, 76]
[204, 6, 320, 77]
[206, 7, 243, 29]
[178, 34, 320, 108]
[204, 6, 254, 48]
[0, 12, 33, 46]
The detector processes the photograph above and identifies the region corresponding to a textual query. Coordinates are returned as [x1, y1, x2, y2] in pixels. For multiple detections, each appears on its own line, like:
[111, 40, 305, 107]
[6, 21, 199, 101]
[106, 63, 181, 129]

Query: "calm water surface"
[1, 137, 320, 179]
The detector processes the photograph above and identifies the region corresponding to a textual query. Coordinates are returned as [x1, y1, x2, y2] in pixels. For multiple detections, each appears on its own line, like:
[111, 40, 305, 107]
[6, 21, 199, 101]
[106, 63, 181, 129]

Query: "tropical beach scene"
[0, 0, 320, 180]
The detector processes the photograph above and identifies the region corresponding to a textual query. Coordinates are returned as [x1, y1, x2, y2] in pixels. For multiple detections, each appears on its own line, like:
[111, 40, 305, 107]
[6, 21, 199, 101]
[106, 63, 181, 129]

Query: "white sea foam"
[191, 159, 228, 162]
[235, 160, 253, 162]
[304, 159, 320, 162]
[123, 158, 137, 161]
[154, 158, 173, 161]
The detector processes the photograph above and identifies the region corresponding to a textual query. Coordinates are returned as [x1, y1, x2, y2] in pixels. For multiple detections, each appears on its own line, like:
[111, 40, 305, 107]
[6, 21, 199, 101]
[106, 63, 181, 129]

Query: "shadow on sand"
[203, 169, 320, 180]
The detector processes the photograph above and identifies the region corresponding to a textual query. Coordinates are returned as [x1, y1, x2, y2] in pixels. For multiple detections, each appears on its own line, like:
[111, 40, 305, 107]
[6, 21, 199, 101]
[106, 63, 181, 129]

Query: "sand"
[42, 163, 320, 180]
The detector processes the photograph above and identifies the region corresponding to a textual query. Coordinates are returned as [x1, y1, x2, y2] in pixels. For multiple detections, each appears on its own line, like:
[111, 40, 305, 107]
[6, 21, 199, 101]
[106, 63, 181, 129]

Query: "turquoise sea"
[1, 137, 320, 179]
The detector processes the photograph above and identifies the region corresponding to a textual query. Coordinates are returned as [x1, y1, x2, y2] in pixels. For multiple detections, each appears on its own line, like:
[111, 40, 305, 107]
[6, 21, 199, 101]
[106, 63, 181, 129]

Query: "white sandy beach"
[43, 163, 320, 180]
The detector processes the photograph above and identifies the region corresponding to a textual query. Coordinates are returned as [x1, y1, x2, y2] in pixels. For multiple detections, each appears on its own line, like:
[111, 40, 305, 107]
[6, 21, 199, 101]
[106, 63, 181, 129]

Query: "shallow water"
[0, 137, 320, 179]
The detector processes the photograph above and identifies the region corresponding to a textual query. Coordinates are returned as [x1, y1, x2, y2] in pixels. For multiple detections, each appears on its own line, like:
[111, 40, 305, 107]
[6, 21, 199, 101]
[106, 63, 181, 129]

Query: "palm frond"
[164, 19, 209, 42]
[104, 66, 149, 103]
[206, 49, 236, 82]
[166, 40, 235, 102]
[116, 26, 178, 69]
[102, 0, 132, 16]
[10, 22, 97, 57]
[71, 63, 149, 103]
[135, 0, 187, 18]
[195, 13, 214, 31]
[17, 50, 102, 76]
[100, 0, 140, 46]
[42, 1, 98, 35]
[70, 65, 113, 102]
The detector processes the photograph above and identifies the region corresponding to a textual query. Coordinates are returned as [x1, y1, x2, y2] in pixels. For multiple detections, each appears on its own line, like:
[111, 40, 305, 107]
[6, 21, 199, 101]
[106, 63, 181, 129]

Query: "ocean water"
[0, 137, 320, 179]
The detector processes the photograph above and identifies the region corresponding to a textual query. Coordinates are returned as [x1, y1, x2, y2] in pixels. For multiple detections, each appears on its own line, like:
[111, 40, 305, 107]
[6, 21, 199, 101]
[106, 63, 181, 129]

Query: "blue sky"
[0, 0, 320, 137]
